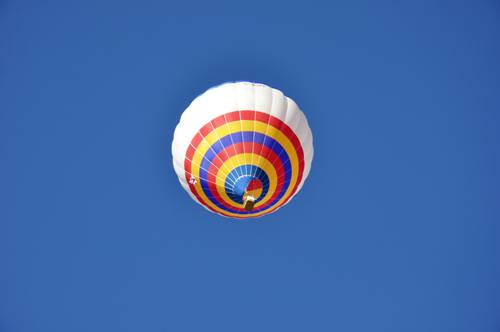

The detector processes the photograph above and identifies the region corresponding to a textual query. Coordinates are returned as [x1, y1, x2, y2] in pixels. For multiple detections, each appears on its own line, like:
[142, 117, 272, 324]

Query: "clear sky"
[1, 1, 500, 331]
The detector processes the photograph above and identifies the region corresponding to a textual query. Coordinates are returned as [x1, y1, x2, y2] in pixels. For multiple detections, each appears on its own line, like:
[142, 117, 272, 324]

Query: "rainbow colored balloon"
[172, 82, 314, 218]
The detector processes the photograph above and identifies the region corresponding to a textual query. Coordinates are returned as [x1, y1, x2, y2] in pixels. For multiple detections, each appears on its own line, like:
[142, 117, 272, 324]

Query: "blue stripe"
[254, 132, 265, 145]
[242, 131, 254, 142]
[210, 141, 224, 155]
[220, 135, 233, 148]
[200, 157, 212, 173]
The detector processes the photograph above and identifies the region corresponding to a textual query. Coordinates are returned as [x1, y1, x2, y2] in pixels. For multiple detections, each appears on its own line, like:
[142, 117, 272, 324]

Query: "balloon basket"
[243, 195, 255, 212]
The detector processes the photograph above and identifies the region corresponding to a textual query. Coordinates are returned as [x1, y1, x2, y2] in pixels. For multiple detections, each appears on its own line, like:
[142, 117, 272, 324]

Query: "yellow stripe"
[226, 121, 242, 133]
[213, 124, 230, 138]
[241, 119, 254, 132]
[254, 121, 268, 133]
[204, 131, 219, 146]
[265, 126, 281, 141]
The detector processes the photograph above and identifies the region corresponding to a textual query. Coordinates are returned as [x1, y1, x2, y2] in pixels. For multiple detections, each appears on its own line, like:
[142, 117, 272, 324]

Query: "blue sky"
[1, 1, 500, 331]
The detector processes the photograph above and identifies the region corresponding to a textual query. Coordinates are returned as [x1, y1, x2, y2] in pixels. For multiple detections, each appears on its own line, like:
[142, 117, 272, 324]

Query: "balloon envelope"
[172, 81, 313, 218]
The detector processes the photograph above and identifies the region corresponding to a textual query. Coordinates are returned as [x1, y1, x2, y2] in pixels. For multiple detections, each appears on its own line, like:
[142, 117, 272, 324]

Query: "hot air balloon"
[172, 81, 313, 218]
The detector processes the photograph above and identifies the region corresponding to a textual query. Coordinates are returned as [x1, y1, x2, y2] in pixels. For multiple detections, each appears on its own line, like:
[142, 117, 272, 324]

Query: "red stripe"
[211, 114, 226, 129]
[240, 110, 254, 121]
[256, 112, 270, 123]
[225, 111, 240, 123]
[191, 132, 204, 149]
[199, 122, 213, 137]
